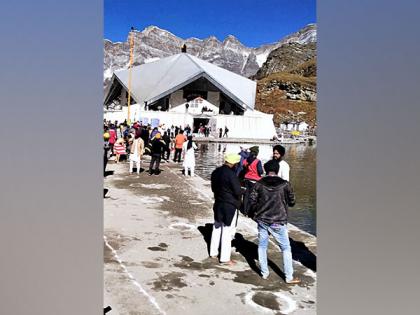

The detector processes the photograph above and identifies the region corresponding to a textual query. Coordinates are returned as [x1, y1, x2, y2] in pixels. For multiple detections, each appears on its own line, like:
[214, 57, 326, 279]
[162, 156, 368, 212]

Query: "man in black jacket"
[209, 153, 242, 264]
[140, 126, 149, 147]
[249, 159, 300, 284]
[148, 133, 165, 175]
[161, 131, 171, 161]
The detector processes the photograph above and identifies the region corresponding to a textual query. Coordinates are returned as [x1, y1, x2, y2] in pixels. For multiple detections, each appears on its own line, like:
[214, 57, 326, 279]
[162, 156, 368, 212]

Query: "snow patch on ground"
[169, 222, 196, 232]
[138, 196, 170, 204]
[244, 290, 297, 314]
[141, 183, 171, 189]
[129, 183, 171, 189]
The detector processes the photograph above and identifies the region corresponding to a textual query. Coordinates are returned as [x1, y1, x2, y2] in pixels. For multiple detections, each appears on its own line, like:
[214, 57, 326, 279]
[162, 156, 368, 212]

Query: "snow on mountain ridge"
[256, 51, 270, 68]
[104, 24, 316, 82]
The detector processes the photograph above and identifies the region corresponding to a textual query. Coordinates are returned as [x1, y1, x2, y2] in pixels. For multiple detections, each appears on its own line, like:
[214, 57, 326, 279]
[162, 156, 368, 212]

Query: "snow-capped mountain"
[103, 24, 317, 84]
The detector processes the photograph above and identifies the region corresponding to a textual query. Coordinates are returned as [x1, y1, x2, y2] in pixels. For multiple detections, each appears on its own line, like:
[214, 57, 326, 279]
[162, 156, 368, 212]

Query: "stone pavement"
[104, 158, 317, 315]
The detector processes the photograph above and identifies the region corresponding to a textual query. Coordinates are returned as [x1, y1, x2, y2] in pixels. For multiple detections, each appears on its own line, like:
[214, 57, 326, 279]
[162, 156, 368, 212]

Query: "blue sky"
[104, 0, 316, 47]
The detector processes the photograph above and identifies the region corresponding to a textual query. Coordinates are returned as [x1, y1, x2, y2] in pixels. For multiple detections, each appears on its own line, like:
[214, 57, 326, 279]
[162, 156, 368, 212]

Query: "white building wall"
[104, 105, 193, 128]
[104, 107, 277, 139]
[104, 104, 139, 123]
[214, 113, 276, 139]
[298, 122, 309, 131]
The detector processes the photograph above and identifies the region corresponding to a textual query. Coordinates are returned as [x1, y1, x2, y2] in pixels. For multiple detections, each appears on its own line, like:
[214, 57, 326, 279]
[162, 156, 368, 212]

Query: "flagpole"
[127, 27, 135, 125]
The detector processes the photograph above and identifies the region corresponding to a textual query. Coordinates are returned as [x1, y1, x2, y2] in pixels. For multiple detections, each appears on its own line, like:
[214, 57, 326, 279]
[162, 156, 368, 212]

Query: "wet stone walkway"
[104, 158, 317, 315]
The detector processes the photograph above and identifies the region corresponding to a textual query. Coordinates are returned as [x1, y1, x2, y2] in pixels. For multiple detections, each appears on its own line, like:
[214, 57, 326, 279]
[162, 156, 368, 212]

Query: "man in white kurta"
[182, 136, 197, 176]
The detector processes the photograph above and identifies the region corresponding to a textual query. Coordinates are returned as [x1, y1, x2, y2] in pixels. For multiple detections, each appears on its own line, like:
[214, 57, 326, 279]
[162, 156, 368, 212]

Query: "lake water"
[194, 142, 316, 236]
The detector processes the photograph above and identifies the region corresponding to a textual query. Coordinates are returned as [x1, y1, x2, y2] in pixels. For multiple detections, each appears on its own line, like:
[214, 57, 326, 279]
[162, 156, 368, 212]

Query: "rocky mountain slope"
[254, 42, 316, 79]
[103, 24, 316, 85]
[254, 27, 317, 127]
[289, 58, 317, 77]
[255, 72, 316, 126]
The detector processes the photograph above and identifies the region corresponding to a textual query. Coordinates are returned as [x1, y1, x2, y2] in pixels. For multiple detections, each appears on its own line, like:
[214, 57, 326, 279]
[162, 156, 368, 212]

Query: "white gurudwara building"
[104, 52, 277, 139]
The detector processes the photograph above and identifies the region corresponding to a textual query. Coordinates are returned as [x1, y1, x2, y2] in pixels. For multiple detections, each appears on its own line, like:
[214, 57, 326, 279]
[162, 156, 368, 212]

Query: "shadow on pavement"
[232, 233, 286, 280]
[289, 238, 317, 272]
[197, 223, 213, 255]
[129, 167, 146, 174]
[197, 224, 286, 280]
[104, 170, 114, 177]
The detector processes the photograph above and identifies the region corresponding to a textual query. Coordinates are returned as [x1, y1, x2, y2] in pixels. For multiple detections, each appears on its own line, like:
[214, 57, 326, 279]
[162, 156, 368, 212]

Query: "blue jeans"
[258, 221, 293, 281]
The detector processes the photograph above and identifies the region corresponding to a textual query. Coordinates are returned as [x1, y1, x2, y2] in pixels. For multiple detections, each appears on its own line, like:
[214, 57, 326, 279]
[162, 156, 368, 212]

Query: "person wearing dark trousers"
[140, 126, 149, 147]
[173, 130, 186, 163]
[223, 126, 229, 138]
[205, 126, 210, 137]
[219, 128, 223, 138]
[241, 146, 264, 215]
[149, 133, 165, 175]
[174, 147, 182, 162]
[161, 131, 171, 161]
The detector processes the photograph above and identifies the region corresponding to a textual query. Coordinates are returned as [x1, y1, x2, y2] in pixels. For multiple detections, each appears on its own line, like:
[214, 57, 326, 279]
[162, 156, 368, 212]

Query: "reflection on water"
[194, 142, 316, 236]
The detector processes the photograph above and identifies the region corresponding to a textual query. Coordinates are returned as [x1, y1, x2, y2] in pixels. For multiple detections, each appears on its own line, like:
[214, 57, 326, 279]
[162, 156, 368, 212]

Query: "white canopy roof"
[109, 53, 256, 110]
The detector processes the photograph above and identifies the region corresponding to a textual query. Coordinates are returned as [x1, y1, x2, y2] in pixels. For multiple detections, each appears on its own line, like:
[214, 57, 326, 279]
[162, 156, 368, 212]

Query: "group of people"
[219, 126, 229, 138]
[103, 120, 198, 177]
[104, 118, 299, 284]
[209, 144, 300, 284]
[196, 124, 211, 137]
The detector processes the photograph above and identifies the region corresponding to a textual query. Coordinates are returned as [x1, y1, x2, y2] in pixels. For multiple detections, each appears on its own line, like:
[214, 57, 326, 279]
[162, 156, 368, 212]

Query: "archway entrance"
[193, 118, 210, 133]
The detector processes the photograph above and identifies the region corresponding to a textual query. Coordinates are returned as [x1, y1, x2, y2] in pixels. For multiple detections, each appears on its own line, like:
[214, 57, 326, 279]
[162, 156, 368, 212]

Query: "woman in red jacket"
[108, 125, 117, 155]
[242, 146, 264, 215]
